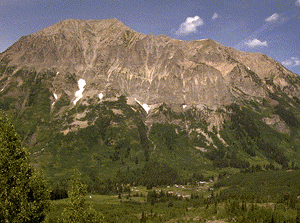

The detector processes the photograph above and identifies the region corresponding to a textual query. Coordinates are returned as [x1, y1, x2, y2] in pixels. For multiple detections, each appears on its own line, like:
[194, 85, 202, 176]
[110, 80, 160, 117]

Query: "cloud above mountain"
[245, 38, 268, 48]
[212, 12, 219, 20]
[282, 57, 300, 67]
[175, 16, 204, 35]
[265, 13, 280, 22]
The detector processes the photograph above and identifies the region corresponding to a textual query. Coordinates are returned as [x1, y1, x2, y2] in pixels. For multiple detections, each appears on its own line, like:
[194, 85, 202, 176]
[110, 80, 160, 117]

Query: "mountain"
[1, 19, 300, 187]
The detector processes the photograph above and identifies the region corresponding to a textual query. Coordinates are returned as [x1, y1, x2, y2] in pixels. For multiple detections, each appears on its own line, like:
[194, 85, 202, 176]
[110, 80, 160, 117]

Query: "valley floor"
[48, 177, 300, 223]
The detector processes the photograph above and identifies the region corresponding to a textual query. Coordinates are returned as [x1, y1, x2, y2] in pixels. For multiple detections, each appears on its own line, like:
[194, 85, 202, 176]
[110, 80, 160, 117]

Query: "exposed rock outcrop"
[1, 19, 299, 111]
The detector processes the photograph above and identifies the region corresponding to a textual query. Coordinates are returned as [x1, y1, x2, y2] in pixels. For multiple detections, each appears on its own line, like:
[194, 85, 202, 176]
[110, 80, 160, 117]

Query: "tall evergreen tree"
[296, 209, 300, 223]
[0, 111, 51, 222]
[60, 170, 104, 223]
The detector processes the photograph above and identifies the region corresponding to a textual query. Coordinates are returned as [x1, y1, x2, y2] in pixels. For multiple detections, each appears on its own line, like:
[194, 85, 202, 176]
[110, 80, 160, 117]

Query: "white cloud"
[265, 13, 280, 22]
[296, 0, 300, 6]
[212, 12, 219, 20]
[292, 57, 300, 66]
[282, 60, 293, 67]
[245, 38, 268, 48]
[175, 16, 204, 35]
[282, 57, 300, 67]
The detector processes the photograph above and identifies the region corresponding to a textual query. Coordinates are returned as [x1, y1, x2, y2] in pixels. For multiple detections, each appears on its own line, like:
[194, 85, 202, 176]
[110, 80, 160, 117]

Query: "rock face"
[262, 115, 290, 134]
[1, 19, 299, 110]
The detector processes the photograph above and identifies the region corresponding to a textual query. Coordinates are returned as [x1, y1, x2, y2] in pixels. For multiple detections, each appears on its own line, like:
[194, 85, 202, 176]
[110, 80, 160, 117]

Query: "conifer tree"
[296, 209, 300, 223]
[61, 170, 104, 223]
[0, 111, 50, 222]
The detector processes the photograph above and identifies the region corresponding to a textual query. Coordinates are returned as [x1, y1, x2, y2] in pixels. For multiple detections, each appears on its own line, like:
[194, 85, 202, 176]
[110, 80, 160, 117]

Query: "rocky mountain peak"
[0, 19, 299, 110]
[1, 19, 145, 72]
[34, 18, 132, 37]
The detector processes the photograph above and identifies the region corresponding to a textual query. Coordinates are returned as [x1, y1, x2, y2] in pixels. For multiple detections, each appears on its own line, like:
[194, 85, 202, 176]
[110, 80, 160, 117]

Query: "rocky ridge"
[1, 19, 299, 111]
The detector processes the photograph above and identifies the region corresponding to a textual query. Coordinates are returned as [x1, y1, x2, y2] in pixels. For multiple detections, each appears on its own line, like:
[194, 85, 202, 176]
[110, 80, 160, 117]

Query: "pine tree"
[0, 111, 51, 222]
[296, 209, 300, 223]
[60, 170, 104, 222]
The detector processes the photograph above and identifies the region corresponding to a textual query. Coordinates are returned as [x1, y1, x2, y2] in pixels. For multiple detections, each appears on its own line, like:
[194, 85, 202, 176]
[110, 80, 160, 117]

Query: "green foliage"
[0, 96, 17, 110]
[246, 69, 262, 85]
[296, 209, 300, 223]
[137, 120, 150, 161]
[60, 170, 105, 222]
[222, 103, 290, 166]
[122, 30, 133, 47]
[53, 92, 71, 112]
[184, 107, 208, 129]
[147, 189, 184, 205]
[257, 140, 288, 166]
[117, 161, 181, 189]
[227, 103, 260, 141]
[141, 161, 181, 188]
[50, 187, 68, 200]
[214, 170, 300, 202]
[0, 111, 51, 222]
[149, 123, 178, 151]
[275, 104, 299, 127]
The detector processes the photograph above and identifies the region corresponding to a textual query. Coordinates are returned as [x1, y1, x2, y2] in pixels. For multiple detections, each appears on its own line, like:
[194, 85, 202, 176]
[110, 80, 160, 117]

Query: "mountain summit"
[1, 19, 300, 183]
[1, 19, 299, 109]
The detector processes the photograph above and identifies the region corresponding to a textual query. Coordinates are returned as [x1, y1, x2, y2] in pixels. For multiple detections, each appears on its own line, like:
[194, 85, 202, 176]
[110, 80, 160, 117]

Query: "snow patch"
[52, 93, 58, 106]
[143, 104, 151, 113]
[135, 98, 151, 113]
[73, 79, 86, 105]
[99, 93, 104, 100]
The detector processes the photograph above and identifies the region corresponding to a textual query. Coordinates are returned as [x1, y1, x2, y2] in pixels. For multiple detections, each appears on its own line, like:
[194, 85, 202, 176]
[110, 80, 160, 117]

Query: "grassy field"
[48, 184, 217, 222]
[47, 172, 300, 222]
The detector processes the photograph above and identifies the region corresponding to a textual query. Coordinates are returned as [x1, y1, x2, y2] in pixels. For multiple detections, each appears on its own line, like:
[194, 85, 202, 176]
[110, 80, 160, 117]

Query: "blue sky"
[1, 0, 300, 74]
